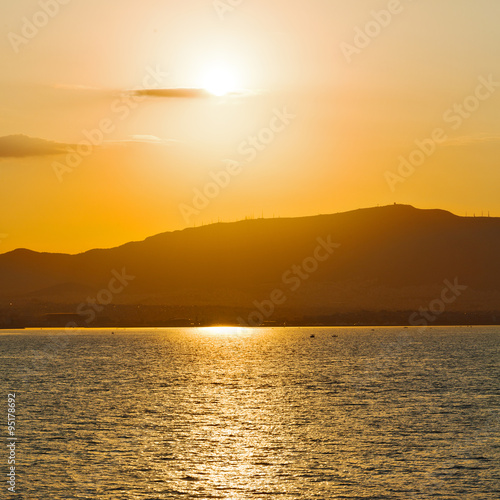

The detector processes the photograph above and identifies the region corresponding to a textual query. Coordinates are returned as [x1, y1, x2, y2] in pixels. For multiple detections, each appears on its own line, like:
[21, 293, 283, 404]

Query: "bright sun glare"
[202, 67, 238, 96]
[197, 326, 244, 335]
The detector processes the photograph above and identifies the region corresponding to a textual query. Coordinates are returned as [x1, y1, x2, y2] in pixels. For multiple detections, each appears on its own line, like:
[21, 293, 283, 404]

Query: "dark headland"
[1, 204, 499, 328]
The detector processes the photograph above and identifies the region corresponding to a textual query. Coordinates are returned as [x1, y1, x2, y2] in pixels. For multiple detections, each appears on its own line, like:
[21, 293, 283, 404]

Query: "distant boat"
[310, 334, 315, 338]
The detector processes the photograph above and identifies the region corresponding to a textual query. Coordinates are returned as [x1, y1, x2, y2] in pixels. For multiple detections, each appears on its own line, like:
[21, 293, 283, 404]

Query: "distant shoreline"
[1, 322, 499, 331]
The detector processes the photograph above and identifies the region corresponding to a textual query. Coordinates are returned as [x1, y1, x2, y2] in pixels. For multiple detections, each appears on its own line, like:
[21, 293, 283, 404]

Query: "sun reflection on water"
[196, 326, 249, 335]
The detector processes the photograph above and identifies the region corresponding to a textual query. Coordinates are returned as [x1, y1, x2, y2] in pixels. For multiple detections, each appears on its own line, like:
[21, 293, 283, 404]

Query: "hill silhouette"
[1, 205, 499, 326]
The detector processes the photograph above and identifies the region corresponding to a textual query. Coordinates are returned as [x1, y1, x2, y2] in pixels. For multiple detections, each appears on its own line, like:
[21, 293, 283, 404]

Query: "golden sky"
[1, 0, 499, 253]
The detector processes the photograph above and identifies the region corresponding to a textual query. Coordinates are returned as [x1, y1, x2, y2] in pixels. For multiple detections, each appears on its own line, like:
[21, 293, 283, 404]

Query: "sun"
[202, 66, 238, 96]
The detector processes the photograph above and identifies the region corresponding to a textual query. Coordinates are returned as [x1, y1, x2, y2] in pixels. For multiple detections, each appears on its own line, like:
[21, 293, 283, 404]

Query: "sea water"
[0, 326, 498, 499]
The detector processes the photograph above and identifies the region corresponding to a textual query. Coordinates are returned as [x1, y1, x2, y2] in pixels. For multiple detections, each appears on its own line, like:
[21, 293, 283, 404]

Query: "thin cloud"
[135, 88, 212, 99]
[103, 135, 180, 147]
[0, 134, 180, 160]
[127, 135, 172, 144]
[442, 134, 500, 147]
[48, 84, 263, 100]
[134, 88, 262, 99]
[53, 84, 108, 92]
[0, 135, 72, 158]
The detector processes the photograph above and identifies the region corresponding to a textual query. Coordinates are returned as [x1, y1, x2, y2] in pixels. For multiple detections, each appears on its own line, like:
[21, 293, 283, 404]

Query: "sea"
[0, 326, 499, 499]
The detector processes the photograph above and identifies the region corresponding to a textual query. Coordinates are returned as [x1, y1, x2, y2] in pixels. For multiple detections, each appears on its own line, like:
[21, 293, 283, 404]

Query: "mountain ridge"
[1, 204, 499, 326]
[0, 204, 464, 258]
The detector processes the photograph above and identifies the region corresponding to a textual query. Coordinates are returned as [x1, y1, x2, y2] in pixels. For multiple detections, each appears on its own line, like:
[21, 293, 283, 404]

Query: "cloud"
[442, 134, 500, 147]
[53, 84, 108, 92]
[134, 88, 262, 99]
[103, 135, 180, 147]
[47, 84, 263, 101]
[135, 88, 212, 99]
[125, 135, 171, 144]
[0, 135, 72, 158]
[0, 134, 181, 161]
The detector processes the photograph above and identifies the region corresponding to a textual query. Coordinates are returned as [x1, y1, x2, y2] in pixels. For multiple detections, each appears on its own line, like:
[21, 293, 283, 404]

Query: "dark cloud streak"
[0, 135, 71, 158]
[134, 88, 260, 99]
[134, 88, 212, 99]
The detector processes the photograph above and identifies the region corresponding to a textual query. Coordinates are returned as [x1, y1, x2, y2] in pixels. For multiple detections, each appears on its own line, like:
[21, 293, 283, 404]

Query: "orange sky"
[1, 0, 499, 253]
